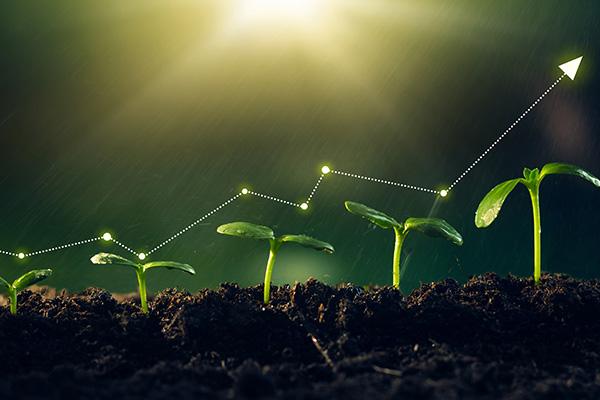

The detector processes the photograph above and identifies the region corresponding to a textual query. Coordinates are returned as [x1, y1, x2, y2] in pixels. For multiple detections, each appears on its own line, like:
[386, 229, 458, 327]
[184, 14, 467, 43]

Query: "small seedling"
[0, 269, 53, 315]
[345, 201, 463, 289]
[217, 222, 334, 304]
[90, 253, 195, 313]
[475, 163, 600, 284]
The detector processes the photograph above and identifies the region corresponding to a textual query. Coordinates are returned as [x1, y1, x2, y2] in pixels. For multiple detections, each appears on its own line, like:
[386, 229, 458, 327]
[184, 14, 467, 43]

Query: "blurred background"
[0, 0, 599, 293]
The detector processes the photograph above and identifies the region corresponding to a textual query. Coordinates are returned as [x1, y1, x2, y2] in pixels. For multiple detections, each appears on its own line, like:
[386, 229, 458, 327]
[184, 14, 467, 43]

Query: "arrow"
[1, 54, 585, 259]
[559, 56, 583, 80]
[448, 56, 583, 190]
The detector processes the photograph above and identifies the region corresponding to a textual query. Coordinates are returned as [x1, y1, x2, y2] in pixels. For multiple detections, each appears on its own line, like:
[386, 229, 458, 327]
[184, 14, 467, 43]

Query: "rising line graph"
[0, 56, 584, 261]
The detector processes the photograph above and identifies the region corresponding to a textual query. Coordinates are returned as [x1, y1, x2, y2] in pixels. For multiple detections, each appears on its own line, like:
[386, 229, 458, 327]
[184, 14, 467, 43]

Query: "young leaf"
[280, 234, 335, 254]
[0, 276, 11, 290]
[403, 218, 463, 245]
[217, 222, 275, 240]
[523, 167, 540, 181]
[344, 201, 401, 229]
[91, 253, 140, 269]
[540, 163, 600, 187]
[12, 269, 53, 292]
[143, 261, 196, 275]
[475, 178, 523, 228]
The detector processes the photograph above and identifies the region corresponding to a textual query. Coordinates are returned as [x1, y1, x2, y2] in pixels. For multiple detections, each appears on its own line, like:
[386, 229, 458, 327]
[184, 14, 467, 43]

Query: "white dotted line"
[112, 239, 138, 256]
[448, 74, 565, 190]
[0, 249, 17, 257]
[25, 237, 102, 257]
[147, 193, 242, 255]
[331, 170, 439, 194]
[306, 174, 324, 204]
[248, 191, 301, 208]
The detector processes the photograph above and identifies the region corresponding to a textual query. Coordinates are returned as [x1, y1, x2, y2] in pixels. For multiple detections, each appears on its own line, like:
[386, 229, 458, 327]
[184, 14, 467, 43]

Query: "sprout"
[345, 201, 463, 289]
[90, 253, 195, 313]
[475, 163, 600, 284]
[0, 269, 53, 315]
[217, 222, 334, 304]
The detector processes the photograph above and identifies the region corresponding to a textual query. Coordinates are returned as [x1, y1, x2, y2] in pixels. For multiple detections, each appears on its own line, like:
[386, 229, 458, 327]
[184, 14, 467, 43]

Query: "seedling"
[475, 163, 600, 284]
[0, 269, 53, 315]
[345, 201, 463, 289]
[217, 222, 334, 304]
[90, 253, 195, 313]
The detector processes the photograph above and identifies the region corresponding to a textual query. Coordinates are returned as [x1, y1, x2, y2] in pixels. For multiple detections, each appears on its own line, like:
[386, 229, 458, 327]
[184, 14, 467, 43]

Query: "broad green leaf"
[344, 201, 401, 229]
[12, 269, 53, 292]
[0, 276, 11, 290]
[91, 253, 140, 269]
[217, 222, 275, 240]
[280, 235, 335, 254]
[404, 218, 463, 246]
[143, 261, 196, 275]
[540, 163, 600, 187]
[475, 178, 523, 228]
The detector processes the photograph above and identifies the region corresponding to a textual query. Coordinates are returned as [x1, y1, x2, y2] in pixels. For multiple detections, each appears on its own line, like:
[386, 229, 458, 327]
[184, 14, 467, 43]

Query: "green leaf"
[217, 222, 275, 240]
[475, 178, 523, 228]
[404, 218, 463, 245]
[0, 276, 11, 290]
[12, 269, 53, 292]
[523, 167, 540, 181]
[90, 253, 140, 269]
[344, 201, 401, 229]
[540, 163, 600, 187]
[143, 261, 196, 275]
[280, 235, 335, 254]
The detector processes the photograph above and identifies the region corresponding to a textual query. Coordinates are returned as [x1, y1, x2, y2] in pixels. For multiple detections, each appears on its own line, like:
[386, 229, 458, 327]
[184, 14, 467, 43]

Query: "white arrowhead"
[559, 56, 583, 80]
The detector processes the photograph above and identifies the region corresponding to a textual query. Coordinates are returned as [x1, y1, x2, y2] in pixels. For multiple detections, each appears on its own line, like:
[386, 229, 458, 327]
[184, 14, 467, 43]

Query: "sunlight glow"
[235, 0, 322, 26]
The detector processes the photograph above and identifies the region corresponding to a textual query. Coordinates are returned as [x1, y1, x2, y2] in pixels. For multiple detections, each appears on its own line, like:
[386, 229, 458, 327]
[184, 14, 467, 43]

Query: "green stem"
[528, 184, 542, 284]
[9, 288, 17, 315]
[264, 240, 280, 304]
[136, 269, 149, 314]
[392, 227, 405, 289]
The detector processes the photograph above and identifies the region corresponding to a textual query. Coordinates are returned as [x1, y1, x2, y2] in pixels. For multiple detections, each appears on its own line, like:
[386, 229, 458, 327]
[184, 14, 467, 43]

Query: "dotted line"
[448, 74, 565, 190]
[25, 237, 102, 257]
[112, 239, 138, 256]
[248, 191, 301, 208]
[147, 193, 242, 255]
[0, 249, 17, 257]
[331, 170, 439, 194]
[306, 174, 324, 204]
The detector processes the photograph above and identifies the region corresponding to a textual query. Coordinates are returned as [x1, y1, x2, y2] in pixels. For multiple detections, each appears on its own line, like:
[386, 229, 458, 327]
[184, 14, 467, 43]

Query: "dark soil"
[2, 273, 600, 399]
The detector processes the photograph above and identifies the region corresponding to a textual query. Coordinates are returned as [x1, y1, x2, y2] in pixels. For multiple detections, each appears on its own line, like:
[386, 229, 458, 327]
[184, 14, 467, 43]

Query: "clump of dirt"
[1, 273, 600, 399]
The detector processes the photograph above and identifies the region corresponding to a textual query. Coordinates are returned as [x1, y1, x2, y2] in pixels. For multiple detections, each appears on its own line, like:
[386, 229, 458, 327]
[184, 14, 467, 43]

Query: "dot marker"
[241, 188, 249, 195]
[321, 165, 331, 175]
[439, 189, 448, 198]
[17, 252, 25, 259]
[138, 253, 146, 261]
[300, 202, 309, 210]
[102, 233, 113, 241]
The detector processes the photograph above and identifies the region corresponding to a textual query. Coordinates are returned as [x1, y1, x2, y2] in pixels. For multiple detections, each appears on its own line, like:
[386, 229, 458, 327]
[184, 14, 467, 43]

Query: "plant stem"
[136, 269, 149, 314]
[392, 227, 405, 289]
[9, 288, 17, 315]
[264, 240, 281, 304]
[528, 184, 542, 284]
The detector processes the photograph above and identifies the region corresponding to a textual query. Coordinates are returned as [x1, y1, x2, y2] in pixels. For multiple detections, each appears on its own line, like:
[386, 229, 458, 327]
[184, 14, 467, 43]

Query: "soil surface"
[1, 273, 600, 399]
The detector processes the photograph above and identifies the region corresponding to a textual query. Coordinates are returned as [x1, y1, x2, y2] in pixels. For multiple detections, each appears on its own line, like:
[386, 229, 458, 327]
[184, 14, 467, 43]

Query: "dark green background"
[1, 1, 599, 294]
